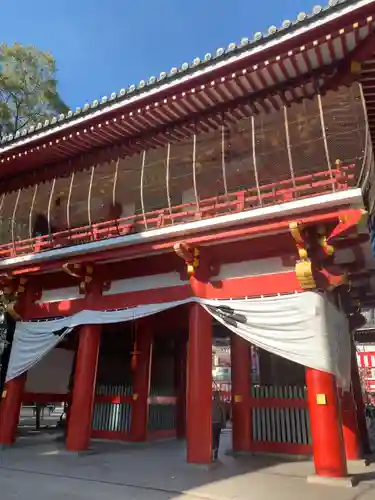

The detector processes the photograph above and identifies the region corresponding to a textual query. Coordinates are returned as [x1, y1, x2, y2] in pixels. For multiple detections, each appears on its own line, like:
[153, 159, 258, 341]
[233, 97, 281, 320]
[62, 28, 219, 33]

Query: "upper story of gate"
[0, 0, 374, 271]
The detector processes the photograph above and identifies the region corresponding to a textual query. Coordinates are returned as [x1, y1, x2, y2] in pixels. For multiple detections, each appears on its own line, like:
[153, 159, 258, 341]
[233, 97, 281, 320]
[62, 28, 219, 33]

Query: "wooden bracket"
[62, 262, 97, 294]
[0, 274, 28, 302]
[173, 242, 200, 277]
[289, 222, 316, 289]
[327, 209, 367, 242]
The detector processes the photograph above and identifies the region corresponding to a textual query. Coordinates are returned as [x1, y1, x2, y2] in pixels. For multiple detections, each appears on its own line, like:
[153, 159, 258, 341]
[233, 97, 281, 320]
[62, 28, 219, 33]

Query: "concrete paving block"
[307, 474, 358, 488]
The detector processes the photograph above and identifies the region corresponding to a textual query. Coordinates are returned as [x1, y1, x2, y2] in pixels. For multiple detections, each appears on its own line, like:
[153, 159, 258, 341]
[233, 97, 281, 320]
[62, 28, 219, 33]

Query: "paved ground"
[1, 428, 375, 500]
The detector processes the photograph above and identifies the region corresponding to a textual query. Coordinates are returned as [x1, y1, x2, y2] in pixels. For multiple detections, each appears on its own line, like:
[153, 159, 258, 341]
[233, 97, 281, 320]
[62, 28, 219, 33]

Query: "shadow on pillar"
[130, 320, 153, 442]
[341, 387, 362, 460]
[66, 324, 101, 452]
[231, 333, 252, 453]
[174, 338, 187, 439]
[0, 312, 16, 400]
[306, 367, 348, 478]
[186, 304, 212, 464]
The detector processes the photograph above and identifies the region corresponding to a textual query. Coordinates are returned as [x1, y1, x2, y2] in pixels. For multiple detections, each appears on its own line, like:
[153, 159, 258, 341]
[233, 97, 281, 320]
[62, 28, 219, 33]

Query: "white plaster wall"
[37, 286, 81, 304]
[36, 256, 292, 304]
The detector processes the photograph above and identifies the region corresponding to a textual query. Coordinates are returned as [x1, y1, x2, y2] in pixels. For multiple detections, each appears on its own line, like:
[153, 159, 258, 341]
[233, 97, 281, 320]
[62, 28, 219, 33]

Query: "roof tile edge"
[0, 0, 357, 149]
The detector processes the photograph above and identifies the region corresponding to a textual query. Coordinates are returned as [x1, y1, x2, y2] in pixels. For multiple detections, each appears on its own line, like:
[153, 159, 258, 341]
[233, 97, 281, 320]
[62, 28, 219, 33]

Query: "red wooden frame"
[251, 397, 308, 410]
[22, 392, 70, 405]
[24, 272, 304, 319]
[250, 442, 312, 455]
[0, 165, 355, 261]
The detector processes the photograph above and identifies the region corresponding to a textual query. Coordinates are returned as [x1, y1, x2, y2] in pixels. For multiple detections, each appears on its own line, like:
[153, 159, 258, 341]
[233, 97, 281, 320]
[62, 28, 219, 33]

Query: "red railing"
[0, 165, 355, 260]
[250, 385, 312, 455]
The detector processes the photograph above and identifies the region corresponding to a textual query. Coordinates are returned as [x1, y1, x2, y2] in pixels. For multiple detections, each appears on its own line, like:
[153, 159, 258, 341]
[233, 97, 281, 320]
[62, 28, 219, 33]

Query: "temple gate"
[0, 1, 374, 486]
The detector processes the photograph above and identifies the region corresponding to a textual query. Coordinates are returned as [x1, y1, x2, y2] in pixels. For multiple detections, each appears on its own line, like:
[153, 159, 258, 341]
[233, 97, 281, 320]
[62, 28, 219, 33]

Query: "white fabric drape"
[202, 293, 350, 389]
[5, 292, 350, 388]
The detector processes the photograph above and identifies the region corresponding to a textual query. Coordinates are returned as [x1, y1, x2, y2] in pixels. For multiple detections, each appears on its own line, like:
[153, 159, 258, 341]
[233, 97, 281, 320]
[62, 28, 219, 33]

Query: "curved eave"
[0, 0, 374, 181]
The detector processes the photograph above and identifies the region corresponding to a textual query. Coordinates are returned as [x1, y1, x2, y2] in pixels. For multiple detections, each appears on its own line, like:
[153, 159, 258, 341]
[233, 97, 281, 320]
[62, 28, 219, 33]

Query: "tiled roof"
[0, 0, 360, 147]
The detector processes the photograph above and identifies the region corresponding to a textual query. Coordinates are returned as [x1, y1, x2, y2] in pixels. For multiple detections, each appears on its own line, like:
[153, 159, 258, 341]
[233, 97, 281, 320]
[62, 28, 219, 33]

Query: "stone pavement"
[0, 428, 375, 500]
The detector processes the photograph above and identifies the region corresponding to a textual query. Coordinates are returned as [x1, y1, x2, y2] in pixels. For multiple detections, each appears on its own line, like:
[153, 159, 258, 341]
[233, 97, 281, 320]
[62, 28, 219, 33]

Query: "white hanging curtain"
[5, 292, 350, 389]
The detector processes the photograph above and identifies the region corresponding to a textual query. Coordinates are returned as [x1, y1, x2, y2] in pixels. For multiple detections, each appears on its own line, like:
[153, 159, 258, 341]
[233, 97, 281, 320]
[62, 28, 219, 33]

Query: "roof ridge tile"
[0, 0, 355, 147]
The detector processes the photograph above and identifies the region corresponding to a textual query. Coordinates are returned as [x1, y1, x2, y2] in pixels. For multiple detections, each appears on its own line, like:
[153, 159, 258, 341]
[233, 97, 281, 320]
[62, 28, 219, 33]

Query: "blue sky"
[2, 0, 319, 109]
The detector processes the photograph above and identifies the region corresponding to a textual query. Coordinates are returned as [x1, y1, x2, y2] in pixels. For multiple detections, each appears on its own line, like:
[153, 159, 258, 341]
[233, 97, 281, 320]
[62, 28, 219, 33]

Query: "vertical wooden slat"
[275, 387, 282, 443]
[293, 387, 303, 444]
[221, 121, 228, 196]
[250, 384, 310, 450]
[87, 165, 95, 229]
[112, 158, 120, 206]
[140, 151, 148, 229]
[66, 171, 75, 230]
[289, 386, 297, 444]
[284, 386, 292, 443]
[269, 385, 276, 443]
[11, 189, 21, 255]
[251, 116, 261, 206]
[192, 132, 200, 215]
[264, 386, 271, 441]
[317, 89, 335, 190]
[165, 142, 173, 222]
[47, 178, 56, 235]
[301, 387, 308, 445]
[284, 106, 296, 189]
[279, 387, 288, 443]
[260, 386, 267, 441]
[28, 184, 38, 238]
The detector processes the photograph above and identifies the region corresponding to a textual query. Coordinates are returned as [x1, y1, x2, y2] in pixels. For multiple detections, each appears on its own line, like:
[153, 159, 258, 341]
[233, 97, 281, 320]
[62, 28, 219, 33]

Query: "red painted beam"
[22, 393, 70, 404]
[24, 272, 302, 319]
[27, 235, 294, 290]
[25, 284, 192, 319]
[10, 208, 348, 276]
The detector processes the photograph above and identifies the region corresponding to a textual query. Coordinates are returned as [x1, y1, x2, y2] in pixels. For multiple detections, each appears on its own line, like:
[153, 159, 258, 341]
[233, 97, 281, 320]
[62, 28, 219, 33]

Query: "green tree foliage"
[0, 43, 69, 136]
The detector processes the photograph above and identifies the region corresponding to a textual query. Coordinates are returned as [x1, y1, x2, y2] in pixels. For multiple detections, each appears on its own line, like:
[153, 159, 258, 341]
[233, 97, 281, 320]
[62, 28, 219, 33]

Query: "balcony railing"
[0, 163, 356, 260]
[0, 84, 370, 262]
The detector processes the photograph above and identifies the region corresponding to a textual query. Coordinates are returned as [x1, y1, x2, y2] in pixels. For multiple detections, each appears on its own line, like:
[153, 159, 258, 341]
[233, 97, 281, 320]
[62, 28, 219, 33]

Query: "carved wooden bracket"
[173, 242, 219, 282]
[62, 262, 107, 295]
[288, 215, 363, 291]
[173, 242, 200, 278]
[289, 222, 316, 289]
[327, 209, 367, 242]
[0, 274, 28, 301]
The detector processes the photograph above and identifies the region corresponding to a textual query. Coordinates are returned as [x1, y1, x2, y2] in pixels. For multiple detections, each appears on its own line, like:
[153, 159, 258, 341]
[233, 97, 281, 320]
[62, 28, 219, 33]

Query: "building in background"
[355, 309, 375, 402]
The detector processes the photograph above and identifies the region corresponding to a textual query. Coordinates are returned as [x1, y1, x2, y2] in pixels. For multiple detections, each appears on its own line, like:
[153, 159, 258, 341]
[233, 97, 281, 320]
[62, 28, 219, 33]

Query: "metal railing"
[251, 385, 312, 455]
[92, 383, 133, 435]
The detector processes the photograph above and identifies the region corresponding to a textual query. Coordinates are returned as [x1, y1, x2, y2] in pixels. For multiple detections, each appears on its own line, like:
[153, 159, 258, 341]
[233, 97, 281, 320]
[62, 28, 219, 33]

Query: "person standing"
[212, 390, 226, 461]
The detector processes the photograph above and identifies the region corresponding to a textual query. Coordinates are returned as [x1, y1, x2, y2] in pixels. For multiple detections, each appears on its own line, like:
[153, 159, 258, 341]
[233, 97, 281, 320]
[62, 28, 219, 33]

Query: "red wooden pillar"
[66, 324, 101, 451]
[186, 303, 212, 463]
[350, 339, 371, 454]
[306, 367, 347, 478]
[0, 373, 26, 446]
[174, 339, 187, 439]
[341, 386, 361, 460]
[131, 320, 153, 442]
[231, 333, 252, 452]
